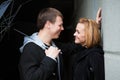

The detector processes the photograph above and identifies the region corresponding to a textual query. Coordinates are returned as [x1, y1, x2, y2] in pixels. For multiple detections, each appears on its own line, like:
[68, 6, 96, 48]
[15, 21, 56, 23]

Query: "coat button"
[89, 67, 93, 72]
[53, 73, 56, 75]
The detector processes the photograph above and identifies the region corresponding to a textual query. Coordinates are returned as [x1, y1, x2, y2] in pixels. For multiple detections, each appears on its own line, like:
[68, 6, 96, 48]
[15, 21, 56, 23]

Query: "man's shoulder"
[24, 42, 43, 51]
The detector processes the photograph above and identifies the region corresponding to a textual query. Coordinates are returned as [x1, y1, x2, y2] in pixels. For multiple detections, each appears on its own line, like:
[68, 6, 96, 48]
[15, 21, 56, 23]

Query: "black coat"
[53, 42, 105, 80]
[71, 45, 105, 80]
[18, 42, 64, 80]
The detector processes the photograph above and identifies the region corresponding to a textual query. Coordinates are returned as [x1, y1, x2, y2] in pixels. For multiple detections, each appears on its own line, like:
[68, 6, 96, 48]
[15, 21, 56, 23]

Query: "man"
[19, 7, 64, 80]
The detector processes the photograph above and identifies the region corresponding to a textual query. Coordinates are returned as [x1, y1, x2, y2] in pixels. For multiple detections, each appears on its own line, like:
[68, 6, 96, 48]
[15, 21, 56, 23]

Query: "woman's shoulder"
[87, 45, 104, 56]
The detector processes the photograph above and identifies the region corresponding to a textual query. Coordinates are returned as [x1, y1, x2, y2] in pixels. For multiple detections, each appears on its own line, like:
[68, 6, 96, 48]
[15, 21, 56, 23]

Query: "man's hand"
[45, 46, 61, 60]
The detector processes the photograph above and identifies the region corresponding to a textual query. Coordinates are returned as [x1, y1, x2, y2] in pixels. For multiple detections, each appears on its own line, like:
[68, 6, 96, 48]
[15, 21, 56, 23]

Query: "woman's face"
[74, 23, 86, 45]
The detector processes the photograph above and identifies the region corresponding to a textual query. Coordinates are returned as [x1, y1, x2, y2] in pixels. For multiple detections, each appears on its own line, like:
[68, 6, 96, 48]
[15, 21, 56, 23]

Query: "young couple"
[18, 7, 104, 80]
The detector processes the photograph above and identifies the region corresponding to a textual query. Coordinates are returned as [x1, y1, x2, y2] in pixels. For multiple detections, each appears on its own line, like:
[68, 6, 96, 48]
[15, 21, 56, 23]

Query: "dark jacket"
[52, 42, 105, 80]
[18, 42, 64, 80]
[71, 45, 105, 80]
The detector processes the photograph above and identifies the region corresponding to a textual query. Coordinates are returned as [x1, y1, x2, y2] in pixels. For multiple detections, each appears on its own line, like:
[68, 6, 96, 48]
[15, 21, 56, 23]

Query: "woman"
[71, 18, 104, 80]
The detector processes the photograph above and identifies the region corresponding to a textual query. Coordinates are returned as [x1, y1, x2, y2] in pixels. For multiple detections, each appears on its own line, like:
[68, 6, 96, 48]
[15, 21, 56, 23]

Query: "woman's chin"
[74, 40, 79, 44]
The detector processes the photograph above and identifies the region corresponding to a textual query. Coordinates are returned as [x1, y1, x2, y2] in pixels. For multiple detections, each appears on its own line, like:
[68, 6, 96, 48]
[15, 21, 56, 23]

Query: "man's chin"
[53, 36, 59, 39]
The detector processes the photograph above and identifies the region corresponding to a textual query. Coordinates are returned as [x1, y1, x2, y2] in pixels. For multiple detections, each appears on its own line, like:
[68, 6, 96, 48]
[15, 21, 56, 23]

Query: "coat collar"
[75, 45, 103, 62]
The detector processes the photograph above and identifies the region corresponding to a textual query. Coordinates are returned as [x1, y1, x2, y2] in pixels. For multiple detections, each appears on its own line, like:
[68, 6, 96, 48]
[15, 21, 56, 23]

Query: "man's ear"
[45, 21, 51, 28]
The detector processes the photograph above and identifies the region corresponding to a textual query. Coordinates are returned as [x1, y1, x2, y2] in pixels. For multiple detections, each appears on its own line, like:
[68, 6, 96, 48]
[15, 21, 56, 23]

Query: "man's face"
[50, 16, 64, 39]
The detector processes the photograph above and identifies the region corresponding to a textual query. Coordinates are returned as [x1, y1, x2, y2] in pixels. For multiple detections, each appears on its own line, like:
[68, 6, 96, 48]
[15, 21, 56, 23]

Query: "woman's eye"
[77, 31, 80, 34]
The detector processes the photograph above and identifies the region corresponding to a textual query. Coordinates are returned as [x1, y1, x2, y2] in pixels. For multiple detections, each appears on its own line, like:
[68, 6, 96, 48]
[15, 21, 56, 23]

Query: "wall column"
[102, 0, 120, 80]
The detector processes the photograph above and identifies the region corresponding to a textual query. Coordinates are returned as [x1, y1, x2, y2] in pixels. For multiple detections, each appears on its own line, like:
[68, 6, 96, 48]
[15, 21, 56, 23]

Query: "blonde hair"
[78, 18, 101, 48]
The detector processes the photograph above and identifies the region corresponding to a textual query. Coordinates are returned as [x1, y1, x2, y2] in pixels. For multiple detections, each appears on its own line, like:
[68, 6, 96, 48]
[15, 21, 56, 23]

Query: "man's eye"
[59, 25, 63, 27]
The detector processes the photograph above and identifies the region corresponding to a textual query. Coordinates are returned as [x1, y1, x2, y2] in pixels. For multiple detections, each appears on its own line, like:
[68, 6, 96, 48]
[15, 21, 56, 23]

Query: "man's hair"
[78, 18, 101, 48]
[37, 7, 63, 30]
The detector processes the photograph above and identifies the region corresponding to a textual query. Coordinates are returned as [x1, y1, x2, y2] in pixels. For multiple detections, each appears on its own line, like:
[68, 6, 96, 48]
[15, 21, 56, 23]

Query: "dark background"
[0, 0, 75, 80]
